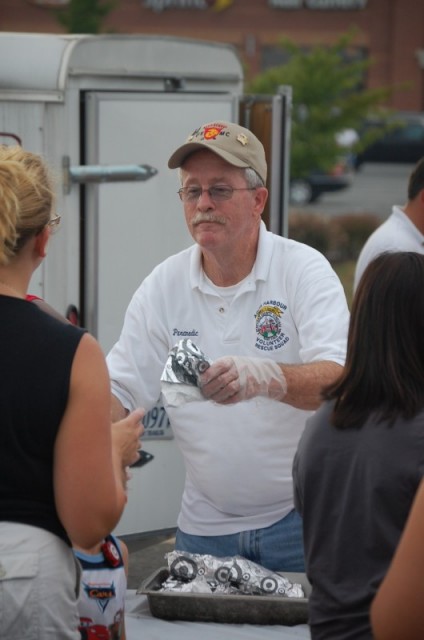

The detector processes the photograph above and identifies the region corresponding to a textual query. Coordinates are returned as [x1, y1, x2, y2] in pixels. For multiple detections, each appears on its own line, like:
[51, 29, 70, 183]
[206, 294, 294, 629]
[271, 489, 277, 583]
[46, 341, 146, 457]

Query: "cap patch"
[237, 133, 249, 146]
[204, 125, 225, 140]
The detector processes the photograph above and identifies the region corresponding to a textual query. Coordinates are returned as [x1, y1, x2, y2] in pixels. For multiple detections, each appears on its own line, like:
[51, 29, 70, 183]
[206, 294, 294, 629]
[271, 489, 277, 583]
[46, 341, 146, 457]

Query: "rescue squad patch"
[255, 301, 289, 351]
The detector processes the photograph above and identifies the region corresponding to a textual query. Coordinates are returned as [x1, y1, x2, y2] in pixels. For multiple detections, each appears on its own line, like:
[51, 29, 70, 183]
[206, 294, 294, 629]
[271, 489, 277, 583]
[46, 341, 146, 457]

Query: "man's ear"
[34, 226, 49, 258]
[254, 185, 268, 218]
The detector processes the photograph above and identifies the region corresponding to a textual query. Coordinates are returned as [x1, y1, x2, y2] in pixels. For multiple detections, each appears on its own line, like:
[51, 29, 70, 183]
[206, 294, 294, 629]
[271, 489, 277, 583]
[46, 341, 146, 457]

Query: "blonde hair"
[0, 146, 55, 265]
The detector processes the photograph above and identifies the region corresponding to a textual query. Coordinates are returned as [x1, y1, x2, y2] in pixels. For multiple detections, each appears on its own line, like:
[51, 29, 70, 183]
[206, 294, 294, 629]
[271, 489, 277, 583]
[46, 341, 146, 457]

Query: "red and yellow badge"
[203, 124, 226, 140]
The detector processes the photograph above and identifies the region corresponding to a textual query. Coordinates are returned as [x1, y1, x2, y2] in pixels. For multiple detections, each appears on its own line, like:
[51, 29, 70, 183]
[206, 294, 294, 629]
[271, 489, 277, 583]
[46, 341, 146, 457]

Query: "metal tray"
[137, 567, 311, 626]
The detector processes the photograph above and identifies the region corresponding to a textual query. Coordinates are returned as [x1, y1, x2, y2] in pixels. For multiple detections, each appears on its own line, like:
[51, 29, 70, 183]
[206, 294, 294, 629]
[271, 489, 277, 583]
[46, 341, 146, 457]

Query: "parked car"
[354, 111, 424, 169]
[289, 155, 354, 205]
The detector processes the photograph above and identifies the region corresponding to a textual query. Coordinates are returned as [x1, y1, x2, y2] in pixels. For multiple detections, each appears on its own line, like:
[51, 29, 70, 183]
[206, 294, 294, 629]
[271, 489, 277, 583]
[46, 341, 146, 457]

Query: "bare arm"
[371, 480, 424, 640]
[200, 357, 342, 410]
[280, 361, 342, 410]
[53, 333, 143, 549]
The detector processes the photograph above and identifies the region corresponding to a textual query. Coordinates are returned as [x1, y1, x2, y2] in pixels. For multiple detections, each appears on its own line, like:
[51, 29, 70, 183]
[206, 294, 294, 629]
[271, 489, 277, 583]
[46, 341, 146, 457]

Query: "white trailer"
[0, 32, 290, 537]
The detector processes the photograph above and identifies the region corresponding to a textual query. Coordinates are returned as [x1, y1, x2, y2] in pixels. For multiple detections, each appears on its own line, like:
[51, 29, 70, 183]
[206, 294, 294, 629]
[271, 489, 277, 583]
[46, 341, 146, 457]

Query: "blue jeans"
[175, 509, 305, 572]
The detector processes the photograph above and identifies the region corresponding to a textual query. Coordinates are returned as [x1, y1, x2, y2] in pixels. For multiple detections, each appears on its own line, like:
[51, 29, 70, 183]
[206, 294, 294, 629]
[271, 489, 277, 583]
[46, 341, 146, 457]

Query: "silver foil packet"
[161, 339, 211, 386]
[160, 339, 212, 407]
[161, 550, 305, 598]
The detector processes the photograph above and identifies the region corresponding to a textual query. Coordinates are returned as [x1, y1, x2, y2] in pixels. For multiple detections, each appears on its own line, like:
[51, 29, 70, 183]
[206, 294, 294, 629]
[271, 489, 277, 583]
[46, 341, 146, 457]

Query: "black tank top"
[0, 296, 86, 544]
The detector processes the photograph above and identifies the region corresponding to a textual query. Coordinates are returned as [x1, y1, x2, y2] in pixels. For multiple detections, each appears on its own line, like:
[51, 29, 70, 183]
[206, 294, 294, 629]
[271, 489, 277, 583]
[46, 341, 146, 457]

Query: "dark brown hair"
[324, 251, 424, 429]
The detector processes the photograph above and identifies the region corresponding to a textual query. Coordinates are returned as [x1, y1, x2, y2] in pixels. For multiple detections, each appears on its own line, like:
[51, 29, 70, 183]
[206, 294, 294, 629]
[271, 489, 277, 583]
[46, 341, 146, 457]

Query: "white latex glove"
[199, 356, 287, 405]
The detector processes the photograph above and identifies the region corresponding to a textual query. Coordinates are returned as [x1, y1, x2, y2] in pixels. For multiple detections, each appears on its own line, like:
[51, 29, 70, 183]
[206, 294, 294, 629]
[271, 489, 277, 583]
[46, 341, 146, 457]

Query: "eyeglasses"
[177, 185, 256, 203]
[48, 214, 61, 230]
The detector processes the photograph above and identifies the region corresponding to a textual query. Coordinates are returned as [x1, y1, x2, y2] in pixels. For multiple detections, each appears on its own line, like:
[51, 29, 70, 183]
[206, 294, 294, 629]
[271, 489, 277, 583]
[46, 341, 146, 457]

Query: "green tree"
[247, 30, 396, 179]
[56, 0, 116, 34]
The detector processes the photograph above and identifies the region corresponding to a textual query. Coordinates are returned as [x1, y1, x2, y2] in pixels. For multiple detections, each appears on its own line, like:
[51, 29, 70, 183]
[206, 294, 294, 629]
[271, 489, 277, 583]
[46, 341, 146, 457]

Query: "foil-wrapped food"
[159, 550, 305, 598]
[160, 339, 212, 406]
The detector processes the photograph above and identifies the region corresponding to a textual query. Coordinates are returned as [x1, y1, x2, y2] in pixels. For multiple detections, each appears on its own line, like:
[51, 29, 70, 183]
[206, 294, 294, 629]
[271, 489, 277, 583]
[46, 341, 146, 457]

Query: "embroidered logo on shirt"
[255, 301, 289, 351]
[172, 328, 199, 337]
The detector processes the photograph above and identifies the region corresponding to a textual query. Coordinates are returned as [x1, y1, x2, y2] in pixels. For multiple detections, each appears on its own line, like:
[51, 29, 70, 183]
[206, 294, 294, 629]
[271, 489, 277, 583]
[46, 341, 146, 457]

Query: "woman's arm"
[371, 479, 424, 640]
[53, 333, 143, 549]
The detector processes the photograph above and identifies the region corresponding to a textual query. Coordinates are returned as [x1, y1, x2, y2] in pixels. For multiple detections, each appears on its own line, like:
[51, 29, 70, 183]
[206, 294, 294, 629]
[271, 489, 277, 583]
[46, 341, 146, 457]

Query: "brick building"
[2, 0, 424, 111]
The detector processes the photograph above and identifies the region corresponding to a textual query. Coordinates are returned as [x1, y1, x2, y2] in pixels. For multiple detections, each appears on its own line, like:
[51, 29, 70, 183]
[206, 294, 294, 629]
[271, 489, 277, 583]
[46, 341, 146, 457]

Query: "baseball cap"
[168, 121, 267, 184]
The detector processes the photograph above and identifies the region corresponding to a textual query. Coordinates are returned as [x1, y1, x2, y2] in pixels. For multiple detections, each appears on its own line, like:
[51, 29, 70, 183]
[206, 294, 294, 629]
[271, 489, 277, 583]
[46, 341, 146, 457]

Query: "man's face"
[179, 150, 267, 253]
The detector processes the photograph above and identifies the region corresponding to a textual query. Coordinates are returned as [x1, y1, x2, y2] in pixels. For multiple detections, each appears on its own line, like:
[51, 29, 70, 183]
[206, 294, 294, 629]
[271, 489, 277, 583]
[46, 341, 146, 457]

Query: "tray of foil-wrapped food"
[137, 551, 311, 626]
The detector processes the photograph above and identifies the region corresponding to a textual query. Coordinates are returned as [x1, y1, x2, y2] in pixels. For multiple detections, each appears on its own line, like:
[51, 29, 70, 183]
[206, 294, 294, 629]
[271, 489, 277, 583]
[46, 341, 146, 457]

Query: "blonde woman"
[0, 146, 143, 639]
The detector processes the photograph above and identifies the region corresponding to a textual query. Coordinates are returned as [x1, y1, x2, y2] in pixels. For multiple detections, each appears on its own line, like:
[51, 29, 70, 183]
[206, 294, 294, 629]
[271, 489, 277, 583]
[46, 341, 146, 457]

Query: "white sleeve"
[288, 247, 349, 366]
[106, 280, 169, 412]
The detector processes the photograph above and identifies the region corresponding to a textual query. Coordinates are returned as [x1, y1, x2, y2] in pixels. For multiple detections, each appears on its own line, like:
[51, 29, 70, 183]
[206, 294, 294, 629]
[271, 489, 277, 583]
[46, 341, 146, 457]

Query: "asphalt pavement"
[298, 162, 414, 219]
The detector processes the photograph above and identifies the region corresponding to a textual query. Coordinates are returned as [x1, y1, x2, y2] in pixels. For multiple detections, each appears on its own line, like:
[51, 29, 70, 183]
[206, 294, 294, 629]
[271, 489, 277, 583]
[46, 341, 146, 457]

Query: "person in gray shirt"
[293, 251, 424, 640]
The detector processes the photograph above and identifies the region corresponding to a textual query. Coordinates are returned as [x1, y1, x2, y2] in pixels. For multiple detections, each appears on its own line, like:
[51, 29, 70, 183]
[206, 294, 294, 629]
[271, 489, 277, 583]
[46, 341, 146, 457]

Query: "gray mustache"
[192, 213, 226, 226]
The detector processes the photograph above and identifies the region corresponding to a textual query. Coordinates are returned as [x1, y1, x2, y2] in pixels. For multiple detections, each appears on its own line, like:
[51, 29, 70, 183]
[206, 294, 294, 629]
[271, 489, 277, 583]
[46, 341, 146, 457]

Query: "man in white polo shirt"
[354, 157, 424, 292]
[107, 120, 349, 572]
